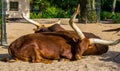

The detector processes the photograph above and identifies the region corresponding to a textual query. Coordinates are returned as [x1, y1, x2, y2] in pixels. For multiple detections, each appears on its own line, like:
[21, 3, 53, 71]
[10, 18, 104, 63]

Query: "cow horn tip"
[111, 39, 120, 45]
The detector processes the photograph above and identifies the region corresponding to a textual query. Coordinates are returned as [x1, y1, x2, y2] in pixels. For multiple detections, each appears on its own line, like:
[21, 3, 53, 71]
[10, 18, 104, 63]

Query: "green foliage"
[87, 10, 97, 22]
[42, 7, 58, 18]
[101, 0, 113, 11]
[30, 12, 42, 19]
[30, 0, 50, 13]
[111, 13, 120, 23]
[100, 11, 112, 20]
[101, 11, 120, 23]
[102, 0, 120, 12]
[30, 0, 78, 18]
[42, 6, 70, 18]
[30, 0, 120, 24]
[0, 1, 2, 24]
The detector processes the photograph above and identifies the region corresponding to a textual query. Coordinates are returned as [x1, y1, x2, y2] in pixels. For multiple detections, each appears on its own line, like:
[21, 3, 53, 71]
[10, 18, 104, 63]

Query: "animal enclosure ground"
[0, 19, 120, 71]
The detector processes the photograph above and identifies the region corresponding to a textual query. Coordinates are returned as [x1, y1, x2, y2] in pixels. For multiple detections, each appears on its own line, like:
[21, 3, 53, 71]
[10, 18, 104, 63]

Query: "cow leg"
[75, 48, 87, 60]
[75, 50, 82, 60]
[60, 45, 73, 60]
[31, 48, 53, 63]
[31, 54, 52, 64]
[75, 39, 89, 60]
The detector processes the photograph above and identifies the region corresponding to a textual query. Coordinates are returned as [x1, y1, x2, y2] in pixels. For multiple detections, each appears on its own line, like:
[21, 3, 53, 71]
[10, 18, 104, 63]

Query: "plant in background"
[42, 6, 58, 18]
[30, 12, 41, 19]
[111, 13, 120, 23]
[42, 6, 69, 18]
[100, 11, 112, 20]
[29, 0, 120, 23]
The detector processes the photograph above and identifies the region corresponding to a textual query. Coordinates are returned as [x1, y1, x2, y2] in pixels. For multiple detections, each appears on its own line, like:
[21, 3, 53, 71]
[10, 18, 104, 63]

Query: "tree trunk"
[112, 0, 116, 15]
[30, 0, 35, 12]
[78, 0, 87, 23]
[78, 0, 97, 23]
[87, 0, 97, 23]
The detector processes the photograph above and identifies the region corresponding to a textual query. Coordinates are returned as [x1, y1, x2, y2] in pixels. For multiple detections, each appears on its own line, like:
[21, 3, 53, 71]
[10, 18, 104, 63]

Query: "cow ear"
[72, 37, 78, 42]
[72, 37, 80, 43]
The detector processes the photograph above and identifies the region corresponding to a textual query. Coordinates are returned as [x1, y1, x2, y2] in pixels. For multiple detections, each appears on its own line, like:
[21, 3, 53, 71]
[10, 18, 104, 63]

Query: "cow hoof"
[75, 54, 82, 60]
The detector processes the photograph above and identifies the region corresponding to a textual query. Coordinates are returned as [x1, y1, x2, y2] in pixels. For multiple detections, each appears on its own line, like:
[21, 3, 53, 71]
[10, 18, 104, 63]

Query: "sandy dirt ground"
[0, 19, 120, 71]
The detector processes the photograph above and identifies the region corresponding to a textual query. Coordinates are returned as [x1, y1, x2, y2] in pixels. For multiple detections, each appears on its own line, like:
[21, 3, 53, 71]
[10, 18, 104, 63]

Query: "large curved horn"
[89, 38, 120, 45]
[22, 13, 61, 28]
[22, 13, 42, 28]
[69, 4, 85, 39]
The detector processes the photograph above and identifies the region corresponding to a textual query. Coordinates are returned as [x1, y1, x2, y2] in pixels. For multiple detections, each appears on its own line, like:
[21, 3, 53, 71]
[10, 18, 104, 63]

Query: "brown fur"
[8, 30, 109, 63]
[34, 24, 65, 33]
[8, 4, 109, 63]
[35, 24, 109, 56]
[8, 32, 80, 63]
[8, 24, 109, 63]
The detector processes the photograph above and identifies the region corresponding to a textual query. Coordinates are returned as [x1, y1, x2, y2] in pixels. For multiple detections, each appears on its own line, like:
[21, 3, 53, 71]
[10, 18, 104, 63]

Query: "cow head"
[69, 4, 120, 59]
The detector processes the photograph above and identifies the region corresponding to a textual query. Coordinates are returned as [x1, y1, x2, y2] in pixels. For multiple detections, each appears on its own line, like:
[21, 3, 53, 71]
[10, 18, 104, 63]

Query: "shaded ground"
[0, 19, 120, 71]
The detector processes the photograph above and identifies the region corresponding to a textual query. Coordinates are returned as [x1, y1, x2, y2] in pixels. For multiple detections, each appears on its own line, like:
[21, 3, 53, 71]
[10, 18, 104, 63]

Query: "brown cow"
[22, 5, 119, 55]
[8, 4, 120, 63]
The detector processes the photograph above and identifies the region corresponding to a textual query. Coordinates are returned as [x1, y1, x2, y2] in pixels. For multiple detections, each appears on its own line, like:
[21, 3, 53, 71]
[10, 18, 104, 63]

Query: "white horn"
[69, 4, 85, 39]
[22, 13, 62, 28]
[89, 38, 120, 45]
[22, 13, 42, 28]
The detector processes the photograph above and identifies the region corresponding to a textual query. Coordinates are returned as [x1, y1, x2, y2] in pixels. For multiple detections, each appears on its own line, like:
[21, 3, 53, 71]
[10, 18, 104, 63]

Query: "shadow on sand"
[100, 51, 120, 63]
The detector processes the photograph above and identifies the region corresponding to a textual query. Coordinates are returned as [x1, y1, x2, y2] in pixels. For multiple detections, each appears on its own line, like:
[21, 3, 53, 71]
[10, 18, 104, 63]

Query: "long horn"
[89, 38, 120, 45]
[69, 4, 85, 39]
[22, 13, 42, 28]
[22, 13, 61, 28]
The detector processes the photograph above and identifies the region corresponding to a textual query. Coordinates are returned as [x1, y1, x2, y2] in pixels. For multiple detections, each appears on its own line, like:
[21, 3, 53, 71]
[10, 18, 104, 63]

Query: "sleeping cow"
[8, 4, 120, 63]
[22, 5, 119, 56]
